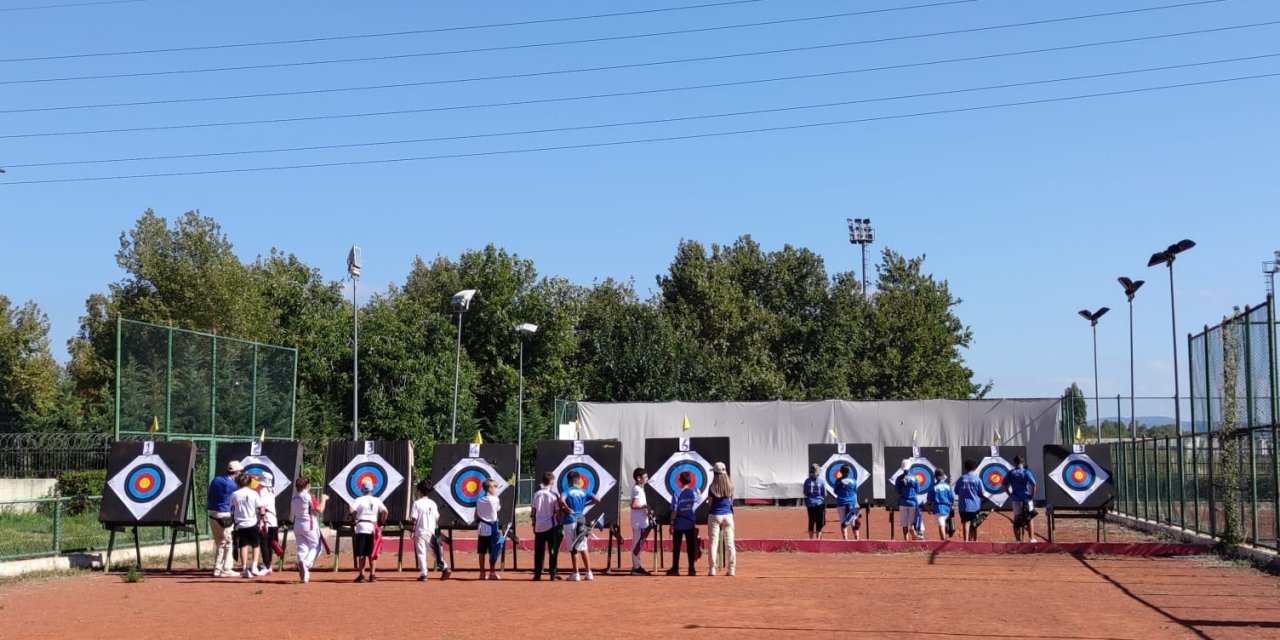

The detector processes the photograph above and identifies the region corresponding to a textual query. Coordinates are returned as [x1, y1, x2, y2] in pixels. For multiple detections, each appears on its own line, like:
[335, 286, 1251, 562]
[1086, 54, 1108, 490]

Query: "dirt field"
[3, 507, 1277, 639]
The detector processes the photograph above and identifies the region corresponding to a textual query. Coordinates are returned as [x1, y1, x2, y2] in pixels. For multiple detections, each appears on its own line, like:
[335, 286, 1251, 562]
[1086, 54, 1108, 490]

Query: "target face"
[552, 454, 617, 501]
[434, 456, 510, 525]
[239, 455, 288, 499]
[819, 453, 869, 499]
[328, 453, 405, 508]
[651, 450, 712, 510]
[889, 456, 937, 504]
[106, 453, 182, 521]
[1049, 452, 1110, 505]
[977, 456, 1013, 507]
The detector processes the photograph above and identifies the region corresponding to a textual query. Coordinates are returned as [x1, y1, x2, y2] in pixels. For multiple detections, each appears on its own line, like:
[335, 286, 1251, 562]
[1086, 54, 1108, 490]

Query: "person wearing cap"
[207, 460, 242, 577]
[254, 472, 280, 575]
[894, 460, 922, 541]
[803, 464, 826, 540]
[348, 478, 388, 582]
[230, 472, 266, 578]
[927, 470, 956, 541]
[706, 461, 736, 576]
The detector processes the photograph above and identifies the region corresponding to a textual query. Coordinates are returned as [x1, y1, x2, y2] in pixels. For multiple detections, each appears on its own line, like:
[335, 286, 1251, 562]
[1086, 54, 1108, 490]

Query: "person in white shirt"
[229, 473, 265, 578]
[290, 475, 328, 584]
[348, 479, 388, 583]
[474, 479, 503, 580]
[255, 472, 279, 576]
[408, 480, 442, 582]
[629, 468, 653, 575]
[529, 471, 561, 581]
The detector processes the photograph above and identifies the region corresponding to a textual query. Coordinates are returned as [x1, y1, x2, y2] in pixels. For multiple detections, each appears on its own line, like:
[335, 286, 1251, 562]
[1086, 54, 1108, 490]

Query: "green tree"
[1066, 382, 1088, 435]
[0, 296, 61, 426]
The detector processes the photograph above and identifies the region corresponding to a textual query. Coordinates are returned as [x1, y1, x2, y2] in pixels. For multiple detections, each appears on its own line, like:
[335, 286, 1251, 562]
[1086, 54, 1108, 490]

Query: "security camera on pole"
[450, 289, 478, 444]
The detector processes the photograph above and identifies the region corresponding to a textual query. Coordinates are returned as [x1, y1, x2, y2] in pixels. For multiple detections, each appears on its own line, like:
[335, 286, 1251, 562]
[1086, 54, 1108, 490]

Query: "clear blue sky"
[2, 0, 1277, 419]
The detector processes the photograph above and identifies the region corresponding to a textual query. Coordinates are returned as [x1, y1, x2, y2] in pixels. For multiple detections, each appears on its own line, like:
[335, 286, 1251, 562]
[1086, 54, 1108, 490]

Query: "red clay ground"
[3, 552, 1279, 639]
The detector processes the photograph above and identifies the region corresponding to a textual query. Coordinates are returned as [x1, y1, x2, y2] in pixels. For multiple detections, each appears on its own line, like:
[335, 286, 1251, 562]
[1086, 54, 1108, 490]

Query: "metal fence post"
[114, 316, 122, 439]
[1245, 308, 1259, 545]
[52, 495, 62, 555]
[210, 335, 218, 436]
[1206, 324, 1217, 538]
[1189, 331, 1200, 534]
[250, 343, 258, 437]
[166, 324, 173, 439]
[1269, 295, 1279, 546]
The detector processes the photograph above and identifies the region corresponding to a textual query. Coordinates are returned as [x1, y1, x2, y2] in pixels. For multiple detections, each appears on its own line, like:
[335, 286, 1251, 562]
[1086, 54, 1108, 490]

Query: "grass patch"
[0, 567, 93, 587]
[122, 566, 144, 583]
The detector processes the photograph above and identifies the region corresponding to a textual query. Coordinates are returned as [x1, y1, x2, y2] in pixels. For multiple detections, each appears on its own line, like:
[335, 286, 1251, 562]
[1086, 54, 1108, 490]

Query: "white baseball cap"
[227, 460, 244, 473]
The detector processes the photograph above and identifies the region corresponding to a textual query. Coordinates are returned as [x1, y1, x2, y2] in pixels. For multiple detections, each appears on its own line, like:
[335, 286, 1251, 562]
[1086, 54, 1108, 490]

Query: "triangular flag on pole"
[149, 416, 160, 433]
[258, 429, 266, 442]
[912, 430, 918, 443]
[993, 429, 1001, 444]
[474, 431, 484, 445]
[1075, 426, 1083, 444]
[681, 415, 691, 432]
[828, 425, 838, 442]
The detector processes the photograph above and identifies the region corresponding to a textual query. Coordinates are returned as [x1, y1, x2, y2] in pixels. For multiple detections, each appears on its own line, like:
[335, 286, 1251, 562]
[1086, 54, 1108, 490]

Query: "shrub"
[57, 470, 107, 516]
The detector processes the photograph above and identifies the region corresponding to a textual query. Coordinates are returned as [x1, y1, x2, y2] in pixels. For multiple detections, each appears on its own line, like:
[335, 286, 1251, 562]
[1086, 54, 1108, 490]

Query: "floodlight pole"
[1149, 240, 1194, 438]
[518, 335, 524, 482]
[451, 311, 463, 444]
[348, 246, 361, 441]
[847, 218, 875, 299]
[1119, 278, 1145, 439]
[1078, 307, 1109, 441]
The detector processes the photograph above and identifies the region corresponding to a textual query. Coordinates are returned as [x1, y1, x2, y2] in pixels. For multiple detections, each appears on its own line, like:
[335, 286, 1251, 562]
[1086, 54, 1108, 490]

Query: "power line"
[0, 0, 165, 12]
[3, 71, 1275, 185]
[0, 0, 963, 63]
[6, 52, 1274, 143]
[0, 0, 1233, 86]
[6, 19, 1275, 116]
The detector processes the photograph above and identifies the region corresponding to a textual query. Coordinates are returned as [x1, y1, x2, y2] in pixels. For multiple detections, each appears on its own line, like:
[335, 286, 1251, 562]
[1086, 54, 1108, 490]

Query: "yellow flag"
[258, 429, 266, 442]
[149, 416, 160, 433]
[474, 430, 484, 445]
[1075, 426, 1083, 444]
[912, 430, 918, 443]
[681, 415, 691, 432]
[828, 426, 837, 441]
[993, 429, 1001, 444]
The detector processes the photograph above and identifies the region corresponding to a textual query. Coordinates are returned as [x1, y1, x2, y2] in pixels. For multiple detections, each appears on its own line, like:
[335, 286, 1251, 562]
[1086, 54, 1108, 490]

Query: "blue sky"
[1, 0, 1277, 418]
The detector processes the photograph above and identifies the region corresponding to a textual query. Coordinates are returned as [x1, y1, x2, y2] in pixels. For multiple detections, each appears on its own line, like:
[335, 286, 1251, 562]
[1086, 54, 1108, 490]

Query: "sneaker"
[368, 575, 378, 583]
[260, 567, 273, 576]
[727, 567, 736, 577]
[251, 567, 267, 577]
[532, 575, 542, 581]
[630, 567, 651, 576]
[585, 571, 593, 581]
[354, 574, 365, 583]
[708, 568, 717, 576]
[441, 567, 452, 580]
[552, 574, 564, 581]
[569, 573, 581, 582]
[665, 568, 681, 576]
[488, 573, 501, 580]
[417, 574, 427, 582]
[479, 572, 489, 580]
[241, 569, 252, 579]
[687, 569, 696, 577]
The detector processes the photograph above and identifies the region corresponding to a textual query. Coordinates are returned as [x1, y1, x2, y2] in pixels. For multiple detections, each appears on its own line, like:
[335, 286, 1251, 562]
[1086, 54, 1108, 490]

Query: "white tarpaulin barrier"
[576, 399, 1061, 500]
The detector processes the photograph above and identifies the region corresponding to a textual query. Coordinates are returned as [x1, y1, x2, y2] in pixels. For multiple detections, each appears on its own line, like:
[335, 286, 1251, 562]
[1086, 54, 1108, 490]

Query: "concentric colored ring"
[826, 462, 856, 486]
[451, 467, 490, 507]
[346, 463, 389, 498]
[979, 463, 1009, 494]
[1063, 461, 1096, 491]
[126, 464, 165, 502]
[908, 464, 935, 491]
[665, 460, 707, 496]
[558, 463, 600, 497]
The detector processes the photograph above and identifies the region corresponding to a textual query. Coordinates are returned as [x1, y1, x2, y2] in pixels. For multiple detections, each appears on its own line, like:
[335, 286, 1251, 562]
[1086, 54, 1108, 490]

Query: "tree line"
[2, 210, 989, 466]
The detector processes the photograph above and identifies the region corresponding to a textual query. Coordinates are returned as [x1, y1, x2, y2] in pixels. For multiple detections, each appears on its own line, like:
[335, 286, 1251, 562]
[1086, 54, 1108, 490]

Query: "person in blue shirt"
[894, 460, 921, 541]
[803, 464, 826, 540]
[207, 460, 242, 577]
[559, 470, 601, 581]
[928, 470, 956, 540]
[953, 459, 985, 541]
[706, 462, 736, 576]
[1002, 455, 1038, 542]
[834, 464, 860, 541]
[665, 470, 699, 576]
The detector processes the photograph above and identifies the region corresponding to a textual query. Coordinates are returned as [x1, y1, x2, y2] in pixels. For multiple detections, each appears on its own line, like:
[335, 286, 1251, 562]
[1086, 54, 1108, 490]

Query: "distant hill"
[1101, 416, 1193, 431]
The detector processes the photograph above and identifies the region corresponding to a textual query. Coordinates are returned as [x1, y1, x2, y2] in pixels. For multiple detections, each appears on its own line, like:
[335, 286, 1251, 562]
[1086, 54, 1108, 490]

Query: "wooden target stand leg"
[278, 526, 290, 572]
[653, 524, 665, 569]
[888, 508, 897, 540]
[602, 524, 623, 573]
[103, 527, 142, 573]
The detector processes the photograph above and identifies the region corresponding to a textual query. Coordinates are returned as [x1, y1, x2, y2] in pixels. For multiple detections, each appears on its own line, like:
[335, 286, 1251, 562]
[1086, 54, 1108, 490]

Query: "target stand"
[99, 440, 200, 573]
[1043, 444, 1116, 543]
[329, 524, 409, 571]
[884, 446, 949, 540]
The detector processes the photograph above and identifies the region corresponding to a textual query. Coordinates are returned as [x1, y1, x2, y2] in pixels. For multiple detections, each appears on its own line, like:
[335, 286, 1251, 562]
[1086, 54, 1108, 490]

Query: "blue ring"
[558, 464, 599, 496]
[666, 461, 706, 496]
[908, 464, 935, 490]
[978, 462, 1008, 494]
[1063, 461, 1096, 491]
[346, 463, 388, 498]
[452, 468, 489, 506]
[126, 464, 165, 502]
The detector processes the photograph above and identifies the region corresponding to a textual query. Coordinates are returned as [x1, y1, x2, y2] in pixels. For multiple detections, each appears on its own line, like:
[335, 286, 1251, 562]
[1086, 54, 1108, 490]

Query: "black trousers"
[259, 526, 278, 566]
[533, 526, 563, 578]
[670, 528, 697, 572]
[806, 505, 826, 532]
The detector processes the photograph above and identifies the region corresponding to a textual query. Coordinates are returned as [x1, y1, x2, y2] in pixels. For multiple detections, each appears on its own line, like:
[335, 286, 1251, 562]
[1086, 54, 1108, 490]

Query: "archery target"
[977, 456, 1012, 508]
[239, 455, 288, 499]
[553, 455, 617, 501]
[106, 454, 182, 521]
[434, 457, 509, 525]
[820, 453, 869, 499]
[1050, 453, 1109, 505]
[890, 457, 937, 503]
[328, 453, 405, 507]
[652, 450, 712, 510]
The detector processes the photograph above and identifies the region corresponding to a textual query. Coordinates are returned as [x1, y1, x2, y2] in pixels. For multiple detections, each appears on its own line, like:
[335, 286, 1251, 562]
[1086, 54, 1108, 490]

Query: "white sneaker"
[241, 569, 252, 578]
[585, 571, 594, 581]
[251, 566, 267, 577]
[569, 573, 581, 582]
[212, 569, 225, 578]
[708, 568, 717, 576]
[727, 567, 736, 577]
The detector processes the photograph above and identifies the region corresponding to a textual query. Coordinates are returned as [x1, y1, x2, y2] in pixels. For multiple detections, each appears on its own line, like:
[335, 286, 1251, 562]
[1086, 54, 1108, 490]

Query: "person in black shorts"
[802, 463, 826, 539]
[953, 459, 984, 542]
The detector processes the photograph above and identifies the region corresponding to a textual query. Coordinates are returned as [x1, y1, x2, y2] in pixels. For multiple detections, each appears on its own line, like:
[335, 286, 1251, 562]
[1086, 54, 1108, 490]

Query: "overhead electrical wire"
[0, 0, 1234, 86]
[3, 71, 1275, 185]
[6, 50, 1276, 141]
[5, 19, 1275, 116]
[0, 0, 973, 63]
[0, 0, 165, 13]
[5, 53, 1275, 167]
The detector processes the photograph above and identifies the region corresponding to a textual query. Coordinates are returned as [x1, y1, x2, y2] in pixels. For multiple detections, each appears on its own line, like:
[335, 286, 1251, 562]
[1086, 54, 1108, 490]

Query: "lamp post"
[1078, 307, 1110, 441]
[1265, 250, 1280, 298]
[1117, 278, 1145, 439]
[515, 323, 538, 489]
[347, 246, 361, 441]
[847, 217, 875, 299]
[449, 289, 478, 444]
[1147, 239, 1195, 436]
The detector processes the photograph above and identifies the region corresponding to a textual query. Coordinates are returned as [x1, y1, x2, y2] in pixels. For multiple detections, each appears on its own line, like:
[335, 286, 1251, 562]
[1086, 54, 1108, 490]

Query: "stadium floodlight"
[1078, 307, 1110, 440]
[450, 289, 478, 443]
[1147, 239, 1195, 446]
[348, 245, 361, 440]
[846, 217, 875, 299]
[1265, 251, 1280, 297]
[514, 323, 539, 487]
[1117, 278, 1145, 440]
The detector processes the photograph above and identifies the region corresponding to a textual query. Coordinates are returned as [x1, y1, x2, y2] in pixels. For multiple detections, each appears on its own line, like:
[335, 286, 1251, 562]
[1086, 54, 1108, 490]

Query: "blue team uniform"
[954, 473, 983, 513]
[1003, 468, 1037, 502]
